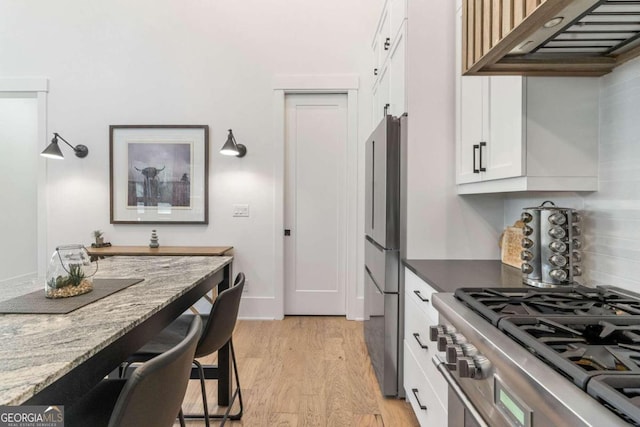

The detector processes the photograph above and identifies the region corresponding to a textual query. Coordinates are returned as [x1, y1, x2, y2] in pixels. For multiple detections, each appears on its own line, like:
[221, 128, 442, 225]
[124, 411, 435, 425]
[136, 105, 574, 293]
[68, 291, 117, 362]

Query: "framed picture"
[110, 125, 208, 224]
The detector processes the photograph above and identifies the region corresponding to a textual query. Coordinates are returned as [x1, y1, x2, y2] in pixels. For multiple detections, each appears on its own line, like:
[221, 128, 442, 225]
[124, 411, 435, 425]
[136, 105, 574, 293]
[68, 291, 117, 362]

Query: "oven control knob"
[438, 332, 466, 352]
[457, 355, 490, 379]
[446, 343, 478, 364]
[429, 325, 455, 342]
[446, 345, 463, 364]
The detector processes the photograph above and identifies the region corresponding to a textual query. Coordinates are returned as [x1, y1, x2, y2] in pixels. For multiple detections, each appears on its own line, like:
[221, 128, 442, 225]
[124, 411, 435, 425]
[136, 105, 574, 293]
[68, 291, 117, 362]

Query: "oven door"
[433, 354, 489, 427]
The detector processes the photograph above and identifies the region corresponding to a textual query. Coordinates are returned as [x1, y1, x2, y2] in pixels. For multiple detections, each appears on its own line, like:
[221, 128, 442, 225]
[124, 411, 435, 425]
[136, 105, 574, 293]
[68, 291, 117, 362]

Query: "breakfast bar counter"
[86, 245, 233, 257]
[0, 255, 232, 406]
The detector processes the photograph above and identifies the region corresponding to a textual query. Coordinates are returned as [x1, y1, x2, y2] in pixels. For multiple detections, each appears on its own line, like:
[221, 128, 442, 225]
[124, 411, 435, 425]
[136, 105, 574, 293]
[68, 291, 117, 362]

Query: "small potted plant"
[93, 230, 104, 246]
[45, 245, 97, 298]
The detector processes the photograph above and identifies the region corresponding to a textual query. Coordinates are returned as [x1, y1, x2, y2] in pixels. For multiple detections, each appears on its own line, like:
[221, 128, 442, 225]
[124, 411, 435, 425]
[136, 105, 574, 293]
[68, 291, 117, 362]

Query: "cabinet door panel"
[404, 342, 448, 426]
[388, 24, 406, 116]
[377, 7, 391, 69]
[376, 64, 390, 123]
[457, 75, 485, 184]
[484, 76, 525, 181]
[389, 0, 407, 43]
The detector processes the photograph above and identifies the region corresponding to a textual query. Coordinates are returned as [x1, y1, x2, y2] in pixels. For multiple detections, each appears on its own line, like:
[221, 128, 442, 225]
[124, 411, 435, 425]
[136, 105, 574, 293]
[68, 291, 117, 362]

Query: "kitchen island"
[0, 255, 232, 407]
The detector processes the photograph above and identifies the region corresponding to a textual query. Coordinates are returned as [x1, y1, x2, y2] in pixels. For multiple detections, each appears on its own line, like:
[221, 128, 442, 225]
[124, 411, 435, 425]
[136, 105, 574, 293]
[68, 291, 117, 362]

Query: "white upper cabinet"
[371, 0, 407, 125]
[455, 7, 599, 195]
[387, 22, 406, 117]
[388, 0, 406, 49]
[373, 5, 390, 77]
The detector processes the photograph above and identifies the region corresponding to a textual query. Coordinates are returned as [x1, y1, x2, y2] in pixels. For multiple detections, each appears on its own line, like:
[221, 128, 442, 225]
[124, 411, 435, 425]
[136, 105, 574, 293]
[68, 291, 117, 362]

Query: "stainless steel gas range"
[431, 286, 640, 426]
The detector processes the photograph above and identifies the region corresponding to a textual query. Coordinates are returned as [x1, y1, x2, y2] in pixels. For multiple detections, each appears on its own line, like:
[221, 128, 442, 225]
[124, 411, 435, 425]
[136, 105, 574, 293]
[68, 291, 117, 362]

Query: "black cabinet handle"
[374, 68, 378, 76]
[414, 290, 429, 302]
[412, 388, 428, 411]
[479, 141, 487, 172]
[413, 333, 428, 350]
[473, 144, 480, 173]
[384, 37, 391, 50]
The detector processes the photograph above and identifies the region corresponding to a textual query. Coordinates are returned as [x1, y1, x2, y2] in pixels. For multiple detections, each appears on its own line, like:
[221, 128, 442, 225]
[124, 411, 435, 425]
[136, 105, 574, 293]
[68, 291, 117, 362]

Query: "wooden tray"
[501, 226, 523, 269]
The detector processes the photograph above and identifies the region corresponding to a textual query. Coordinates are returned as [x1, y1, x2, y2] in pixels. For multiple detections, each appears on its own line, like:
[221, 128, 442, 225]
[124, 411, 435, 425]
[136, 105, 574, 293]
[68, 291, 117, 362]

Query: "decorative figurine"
[149, 229, 159, 248]
[93, 230, 104, 246]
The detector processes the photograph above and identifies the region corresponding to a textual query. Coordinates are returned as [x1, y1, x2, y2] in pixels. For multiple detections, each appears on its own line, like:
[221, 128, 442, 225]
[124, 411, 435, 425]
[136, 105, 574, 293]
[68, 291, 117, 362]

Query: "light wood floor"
[177, 316, 419, 426]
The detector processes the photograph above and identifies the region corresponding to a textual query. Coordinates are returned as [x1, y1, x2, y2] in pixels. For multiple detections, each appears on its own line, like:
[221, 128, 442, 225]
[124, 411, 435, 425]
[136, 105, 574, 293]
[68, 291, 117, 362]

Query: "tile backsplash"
[503, 57, 640, 292]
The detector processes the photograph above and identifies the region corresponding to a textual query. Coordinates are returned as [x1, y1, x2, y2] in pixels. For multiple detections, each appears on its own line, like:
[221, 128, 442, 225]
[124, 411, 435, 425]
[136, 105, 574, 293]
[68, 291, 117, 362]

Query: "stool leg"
[193, 359, 211, 427]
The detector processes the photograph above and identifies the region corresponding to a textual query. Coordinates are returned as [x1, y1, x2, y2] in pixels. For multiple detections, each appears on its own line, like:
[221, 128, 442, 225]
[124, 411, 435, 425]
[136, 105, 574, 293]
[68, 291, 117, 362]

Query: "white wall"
[503, 57, 640, 292]
[405, 0, 504, 260]
[0, 93, 38, 283]
[0, 0, 378, 318]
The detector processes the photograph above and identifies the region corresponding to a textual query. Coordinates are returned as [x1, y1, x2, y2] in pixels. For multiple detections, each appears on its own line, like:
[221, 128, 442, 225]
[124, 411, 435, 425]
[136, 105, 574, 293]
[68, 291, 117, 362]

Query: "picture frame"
[109, 125, 209, 224]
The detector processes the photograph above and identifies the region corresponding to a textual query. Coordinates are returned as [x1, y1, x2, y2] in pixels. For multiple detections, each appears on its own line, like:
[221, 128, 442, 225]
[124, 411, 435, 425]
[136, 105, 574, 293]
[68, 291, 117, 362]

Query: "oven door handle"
[432, 354, 489, 427]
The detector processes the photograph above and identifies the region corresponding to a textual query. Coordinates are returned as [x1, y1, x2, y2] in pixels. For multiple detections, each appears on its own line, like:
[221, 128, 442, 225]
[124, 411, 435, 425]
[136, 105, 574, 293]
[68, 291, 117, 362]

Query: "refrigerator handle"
[371, 140, 375, 230]
[365, 266, 385, 295]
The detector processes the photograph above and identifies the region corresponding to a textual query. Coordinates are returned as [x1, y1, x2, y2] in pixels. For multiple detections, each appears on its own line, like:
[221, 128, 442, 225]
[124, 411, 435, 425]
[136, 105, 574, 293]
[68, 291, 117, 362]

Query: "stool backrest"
[109, 315, 202, 427]
[196, 272, 245, 358]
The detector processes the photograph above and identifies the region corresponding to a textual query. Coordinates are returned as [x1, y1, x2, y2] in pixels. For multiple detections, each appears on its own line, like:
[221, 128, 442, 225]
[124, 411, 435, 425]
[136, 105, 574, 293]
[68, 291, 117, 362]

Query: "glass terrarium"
[45, 244, 97, 298]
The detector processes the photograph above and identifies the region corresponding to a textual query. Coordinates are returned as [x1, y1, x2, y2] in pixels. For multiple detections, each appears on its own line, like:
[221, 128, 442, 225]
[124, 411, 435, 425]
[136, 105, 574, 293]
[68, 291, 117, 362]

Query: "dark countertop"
[403, 259, 524, 293]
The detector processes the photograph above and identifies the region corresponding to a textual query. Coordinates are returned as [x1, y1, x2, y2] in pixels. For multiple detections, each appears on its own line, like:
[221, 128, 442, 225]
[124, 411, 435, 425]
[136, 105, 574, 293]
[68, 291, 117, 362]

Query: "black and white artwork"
[110, 125, 209, 224]
[127, 142, 192, 208]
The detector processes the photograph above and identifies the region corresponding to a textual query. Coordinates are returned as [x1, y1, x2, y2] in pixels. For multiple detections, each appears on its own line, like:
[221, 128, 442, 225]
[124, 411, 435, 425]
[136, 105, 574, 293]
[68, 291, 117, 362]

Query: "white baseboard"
[239, 295, 281, 320]
[0, 271, 37, 287]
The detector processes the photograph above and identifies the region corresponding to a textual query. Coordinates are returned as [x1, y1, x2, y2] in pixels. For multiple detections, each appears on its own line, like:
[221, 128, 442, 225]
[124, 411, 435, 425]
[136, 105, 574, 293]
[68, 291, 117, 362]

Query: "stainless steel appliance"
[364, 114, 407, 397]
[520, 201, 583, 287]
[431, 286, 640, 426]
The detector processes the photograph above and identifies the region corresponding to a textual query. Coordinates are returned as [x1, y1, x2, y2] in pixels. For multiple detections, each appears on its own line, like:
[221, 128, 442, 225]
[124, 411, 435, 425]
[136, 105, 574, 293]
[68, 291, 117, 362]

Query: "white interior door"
[284, 93, 348, 315]
[0, 93, 39, 284]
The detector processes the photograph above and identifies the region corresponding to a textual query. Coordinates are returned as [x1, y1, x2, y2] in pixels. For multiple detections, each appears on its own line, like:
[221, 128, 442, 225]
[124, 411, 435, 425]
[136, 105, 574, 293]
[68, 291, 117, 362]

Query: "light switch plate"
[233, 204, 250, 217]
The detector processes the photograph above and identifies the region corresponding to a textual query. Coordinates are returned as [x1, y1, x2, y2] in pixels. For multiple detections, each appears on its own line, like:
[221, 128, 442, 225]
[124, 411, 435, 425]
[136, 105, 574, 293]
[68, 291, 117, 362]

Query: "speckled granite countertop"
[0, 255, 231, 405]
[403, 259, 524, 292]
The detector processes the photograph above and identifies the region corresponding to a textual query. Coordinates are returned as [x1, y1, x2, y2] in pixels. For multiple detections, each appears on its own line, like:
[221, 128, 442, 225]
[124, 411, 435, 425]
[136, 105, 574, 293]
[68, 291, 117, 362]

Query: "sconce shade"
[220, 129, 247, 157]
[40, 138, 64, 159]
[41, 133, 89, 159]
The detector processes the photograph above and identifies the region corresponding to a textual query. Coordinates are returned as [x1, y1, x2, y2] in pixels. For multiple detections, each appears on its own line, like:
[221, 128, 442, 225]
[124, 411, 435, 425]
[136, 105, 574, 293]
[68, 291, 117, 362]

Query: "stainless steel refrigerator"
[364, 114, 407, 397]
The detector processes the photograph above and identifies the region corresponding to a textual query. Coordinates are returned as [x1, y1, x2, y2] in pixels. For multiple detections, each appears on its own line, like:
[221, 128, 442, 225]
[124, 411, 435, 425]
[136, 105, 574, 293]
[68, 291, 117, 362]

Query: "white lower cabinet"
[404, 267, 448, 426]
[405, 342, 447, 426]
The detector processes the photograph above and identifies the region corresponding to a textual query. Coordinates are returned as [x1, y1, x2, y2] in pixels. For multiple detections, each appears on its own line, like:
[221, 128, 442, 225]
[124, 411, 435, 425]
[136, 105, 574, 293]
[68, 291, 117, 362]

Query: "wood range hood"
[463, 0, 640, 76]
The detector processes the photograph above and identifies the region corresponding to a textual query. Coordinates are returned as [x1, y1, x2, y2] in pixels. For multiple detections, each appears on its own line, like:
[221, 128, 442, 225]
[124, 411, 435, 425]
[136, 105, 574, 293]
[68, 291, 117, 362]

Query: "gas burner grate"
[588, 374, 640, 425]
[454, 286, 640, 325]
[501, 316, 640, 388]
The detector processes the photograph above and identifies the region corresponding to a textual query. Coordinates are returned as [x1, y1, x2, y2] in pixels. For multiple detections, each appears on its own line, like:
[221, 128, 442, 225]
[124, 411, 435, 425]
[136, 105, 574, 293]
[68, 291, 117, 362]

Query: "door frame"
[273, 75, 359, 320]
[0, 78, 49, 280]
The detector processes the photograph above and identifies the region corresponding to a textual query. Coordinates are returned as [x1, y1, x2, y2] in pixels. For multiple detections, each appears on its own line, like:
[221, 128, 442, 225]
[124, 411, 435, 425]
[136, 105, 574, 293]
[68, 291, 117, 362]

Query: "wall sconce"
[220, 129, 247, 157]
[41, 133, 89, 159]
